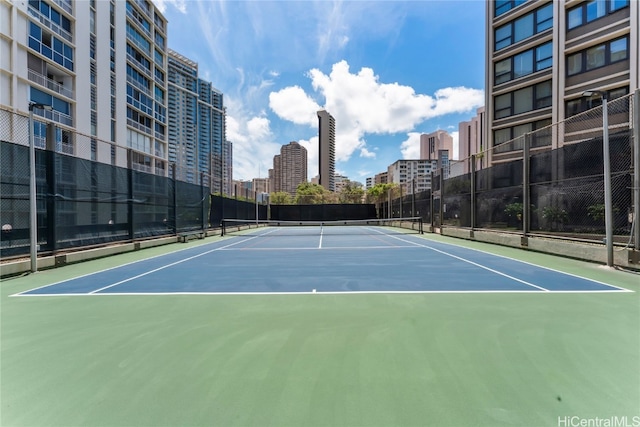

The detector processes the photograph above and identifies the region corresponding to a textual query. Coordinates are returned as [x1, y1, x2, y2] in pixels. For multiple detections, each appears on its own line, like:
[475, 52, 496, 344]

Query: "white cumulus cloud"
[400, 132, 422, 160]
[268, 86, 321, 126]
[270, 60, 483, 166]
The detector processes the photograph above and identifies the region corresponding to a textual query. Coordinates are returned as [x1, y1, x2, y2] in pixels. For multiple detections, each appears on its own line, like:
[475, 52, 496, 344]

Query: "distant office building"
[458, 107, 486, 174]
[232, 180, 252, 198]
[317, 110, 336, 192]
[271, 141, 307, 195]
[253, 178, 269, 194]
[387, 159, 437, 194]
[366, 177, 373, 190]
[420, 130, 453, 161]
[374, 171, 388, 185]
[334, 174, 349, 193]
[485, 0, 639, 166]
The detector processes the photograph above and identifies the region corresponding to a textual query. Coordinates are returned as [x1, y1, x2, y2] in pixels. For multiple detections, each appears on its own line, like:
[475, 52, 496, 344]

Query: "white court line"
[219, 245, 420, 251]
[318, 225, 324, 249]
[88, 233, 274, 294]
[14, 289, 632, 297]
[371, 229, 632, 293]
[364, 227, 550, 291]
[412, 233, 633, 293]
[11, 233, 271, 297]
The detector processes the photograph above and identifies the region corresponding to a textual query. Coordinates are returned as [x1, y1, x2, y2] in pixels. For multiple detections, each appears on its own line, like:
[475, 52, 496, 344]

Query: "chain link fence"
[0, 107, 212, 258]
[380, 90, 638, 256]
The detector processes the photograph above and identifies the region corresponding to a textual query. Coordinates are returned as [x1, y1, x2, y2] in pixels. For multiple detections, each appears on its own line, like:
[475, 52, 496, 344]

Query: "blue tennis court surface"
[15, 226, 631, 296]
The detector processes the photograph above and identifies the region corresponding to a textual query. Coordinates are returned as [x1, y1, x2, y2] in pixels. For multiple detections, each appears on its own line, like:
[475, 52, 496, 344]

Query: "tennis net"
[221, 217, 423, 237]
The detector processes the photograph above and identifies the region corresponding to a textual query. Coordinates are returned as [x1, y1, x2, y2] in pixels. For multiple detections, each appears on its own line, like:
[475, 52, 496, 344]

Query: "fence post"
[430, 171, 435, 229]
[439, 173, 444, 228]
[201, 172, 206, 232]
[523, 133, 531, 236]
[127, 150, 134, 240]
[45, 124, 57, 253]
[470, 155, 476, 230]
[172, 163, 178, 234]
[633, 89, 639, 250]
[602, 96, 613, 266]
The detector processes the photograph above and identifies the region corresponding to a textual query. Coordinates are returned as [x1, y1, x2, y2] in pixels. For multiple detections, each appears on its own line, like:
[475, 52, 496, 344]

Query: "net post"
[220, 219, 225, 237]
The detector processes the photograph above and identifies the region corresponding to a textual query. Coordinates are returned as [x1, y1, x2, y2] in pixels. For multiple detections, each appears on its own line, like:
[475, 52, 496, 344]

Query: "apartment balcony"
[35, 108, 73, 127]
[27, 5, 73, 43]
[127, 118, 152, 135]
[126, 9, 152, 38]
[28, 69, 74, 99]
[52, 0, 72, 15]
[132, 0, 152, 18]
[132, 162, 152, 174]
[126, 52, 152, 76]
[126, 75, 152, 98]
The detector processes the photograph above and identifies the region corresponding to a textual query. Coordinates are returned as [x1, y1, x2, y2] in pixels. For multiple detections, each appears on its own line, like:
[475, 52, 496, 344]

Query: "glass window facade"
[29, 22, 74, 71]
[493, 42, 552, 84]
[567, 0, 629, 30]
[495, 3, 553, 51]
[566, 36, 629, 76]
[493, 80, 552, 119]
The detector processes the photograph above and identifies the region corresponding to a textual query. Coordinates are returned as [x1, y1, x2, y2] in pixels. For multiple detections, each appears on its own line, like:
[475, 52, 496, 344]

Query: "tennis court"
[14, 221, 629, 296]
[2, 223, 639, 427]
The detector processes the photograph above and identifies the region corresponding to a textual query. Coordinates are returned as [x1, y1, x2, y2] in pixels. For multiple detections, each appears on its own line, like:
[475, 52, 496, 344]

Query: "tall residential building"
[223, 139, 233, 196]
[202, 85, 227, 193]
[317, 110, 335, 192]
[271, 141, 307, 195]
[167, 50, 198, 183]
[1, 0, 169, 173]
[167, 49, 228, 189]
[387, 159, 437, 194]
[485, 0, 639, 165]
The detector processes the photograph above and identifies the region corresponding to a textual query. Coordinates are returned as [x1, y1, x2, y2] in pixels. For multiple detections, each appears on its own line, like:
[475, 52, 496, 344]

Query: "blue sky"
[153, 0, 486, 183]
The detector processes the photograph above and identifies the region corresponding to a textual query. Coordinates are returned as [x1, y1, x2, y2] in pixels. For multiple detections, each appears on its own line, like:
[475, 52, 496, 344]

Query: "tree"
[295, 182, 328, 204]
[366, 183, 398, 204]
[339, 180, 365, 204]
[270, 191, 292, 205]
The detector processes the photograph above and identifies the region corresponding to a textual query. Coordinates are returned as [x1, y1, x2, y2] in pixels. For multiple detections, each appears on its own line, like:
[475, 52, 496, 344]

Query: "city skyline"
[153, 0, 486, 183]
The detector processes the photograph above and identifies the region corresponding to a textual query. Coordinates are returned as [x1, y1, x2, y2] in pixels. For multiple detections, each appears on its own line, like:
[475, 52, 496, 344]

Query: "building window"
[566, 36, 628, 76]
[494, 42, 552, 85]
[494, 81, 552, 119]
[28, 22, 74, 71]
[567, 0, 629, 30]
[493, 119, 551, 151]
[494, 3, 553, 51]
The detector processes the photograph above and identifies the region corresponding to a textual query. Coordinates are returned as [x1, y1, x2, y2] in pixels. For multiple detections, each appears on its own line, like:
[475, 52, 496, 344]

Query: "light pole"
[583, 90, 613, 266]
[28, 102, 52, 273]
